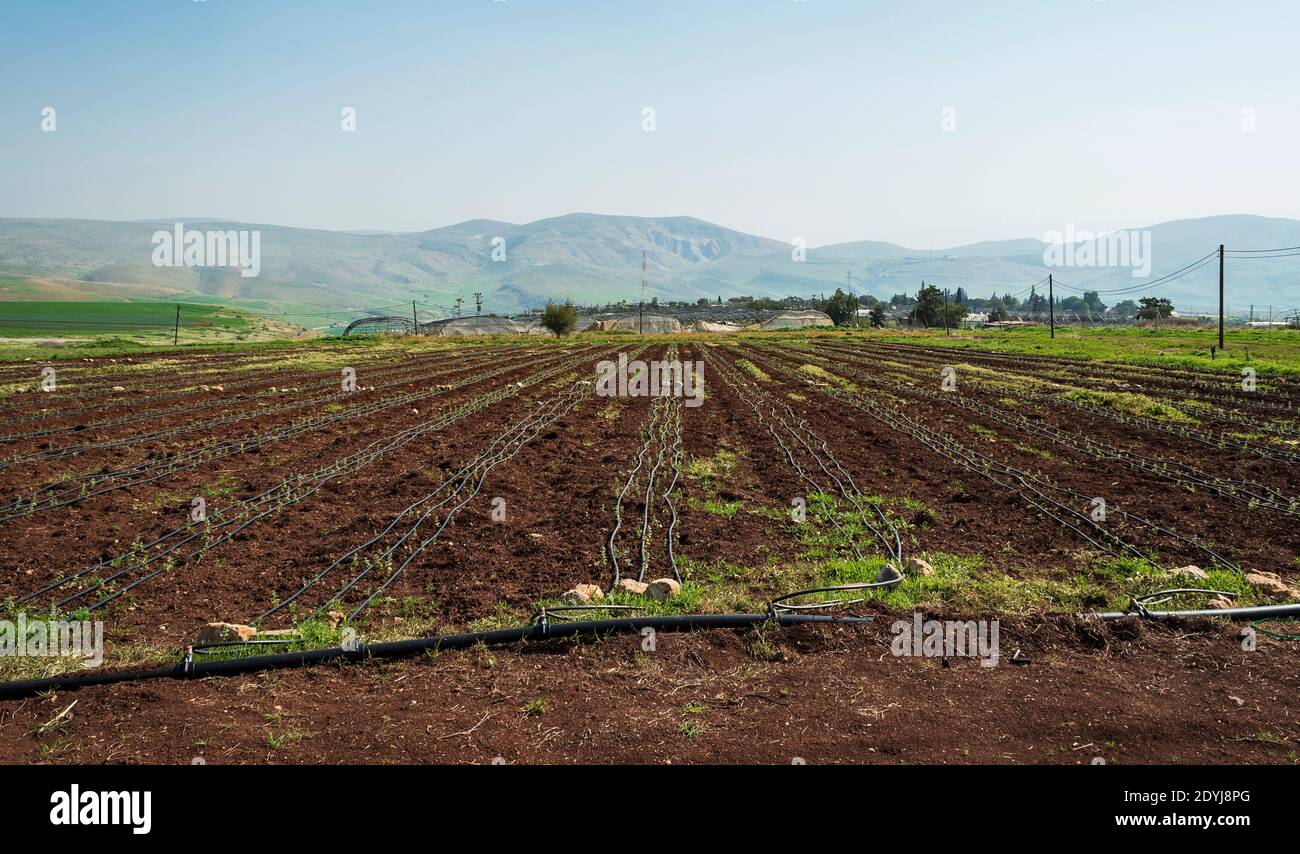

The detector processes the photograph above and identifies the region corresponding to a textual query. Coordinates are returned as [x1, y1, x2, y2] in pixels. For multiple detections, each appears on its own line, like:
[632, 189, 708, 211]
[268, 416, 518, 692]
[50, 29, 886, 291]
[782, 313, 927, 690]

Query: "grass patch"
[736, 359, 771, 382]
[797, 363, 857, 390]
[683, 448, 737, 481]
[691, 497, 742, 517]
[1061, 388, 1196, 422]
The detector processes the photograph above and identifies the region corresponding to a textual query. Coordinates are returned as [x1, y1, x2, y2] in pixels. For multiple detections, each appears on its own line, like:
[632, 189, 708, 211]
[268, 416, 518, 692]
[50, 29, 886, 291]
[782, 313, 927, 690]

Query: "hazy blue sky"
[2, 0, 1297, 247]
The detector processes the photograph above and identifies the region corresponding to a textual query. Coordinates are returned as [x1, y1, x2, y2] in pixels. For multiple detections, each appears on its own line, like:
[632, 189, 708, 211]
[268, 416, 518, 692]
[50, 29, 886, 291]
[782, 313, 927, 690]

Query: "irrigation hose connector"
[532, 604, 646, 633]
[1124, 587, 1236, 618]
[768, 574, 905, 615]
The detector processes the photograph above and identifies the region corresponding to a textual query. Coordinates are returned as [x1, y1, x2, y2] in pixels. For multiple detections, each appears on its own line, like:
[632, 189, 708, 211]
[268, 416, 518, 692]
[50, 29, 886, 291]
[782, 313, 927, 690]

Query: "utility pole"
[943, 288, 950, 336]
[411, 300, 418, 333]
[1218, 244, 1225, 349]
[846, 270, 854, 292]
[174, 304, 180, 345]
[455, 297, 463, 318]
[474, 292, 483, 317]
[1048, 274, 1055, 339]
[640, 250, 647, 335]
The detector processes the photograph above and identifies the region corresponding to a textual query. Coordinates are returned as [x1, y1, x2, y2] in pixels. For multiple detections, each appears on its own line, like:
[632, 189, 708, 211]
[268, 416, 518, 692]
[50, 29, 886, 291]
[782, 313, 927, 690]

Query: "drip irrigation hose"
[1251, 619, 1300, 641]
[22, 349, 579, 612]
[1, 593, 1296, 700]
[532, 604, 647, 624]
[189, 637, 304, 655]
[1094, 602, 1300, 620]
[770, 579, 902, 612]
[1125, 587, 1234, 616]
[0, 611, 873, 700]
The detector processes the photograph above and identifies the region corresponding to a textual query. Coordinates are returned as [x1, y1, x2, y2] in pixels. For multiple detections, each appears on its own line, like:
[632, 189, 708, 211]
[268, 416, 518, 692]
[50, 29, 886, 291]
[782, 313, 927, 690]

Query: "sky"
[2, 0, 1298, 248]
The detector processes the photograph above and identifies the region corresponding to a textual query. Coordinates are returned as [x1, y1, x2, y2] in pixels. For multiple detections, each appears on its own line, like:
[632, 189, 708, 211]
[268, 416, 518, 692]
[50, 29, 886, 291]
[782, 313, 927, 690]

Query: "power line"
[1224, 244, 1300, 254]
[1224, 250, 1300, 259]
[1050, 250, 1219, 296]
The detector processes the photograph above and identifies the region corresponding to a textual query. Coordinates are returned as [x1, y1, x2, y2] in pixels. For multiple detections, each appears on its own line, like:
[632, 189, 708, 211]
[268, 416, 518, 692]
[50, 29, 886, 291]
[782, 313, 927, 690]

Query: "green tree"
[1082, 290, 1106, 314]
[822, 288, 859, 326]
[868, 306, 888, 327]
[911, 285, 945, 327]
[1113, 299, 1139, 319]
[541, 299, 578, 336]
[939, 301, 969, 327]
[1136, 297, 1174, 320]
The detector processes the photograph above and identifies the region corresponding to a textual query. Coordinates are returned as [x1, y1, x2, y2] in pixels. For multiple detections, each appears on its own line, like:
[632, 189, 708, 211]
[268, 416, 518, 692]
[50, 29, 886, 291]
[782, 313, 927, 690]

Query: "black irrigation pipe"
[750, 345, 1188, 570]
[342, 382, 593, 620]
[0, 348, 352, 421]
[638, 396, 671, 582]
[606, 429, 651, 588]
[0, 347, 595, 523]
[0, 345, 487, 444]
[0, 345, 462, 430]
[811, 343, 1300, 509]
[263, 349, 612, 623]
[22, 380, 518, 609]
[253, 352, 607, 622]
[19, 349, 599, 612]
[785, 343, 1294, 522]
[4, 599, 1298, 700]
[817, 340, 1300, 462]
[886, 339, 1300, 436]
[865, 342, 1300, 428]
[870, 340, 1300, 409]
[599, 346, 657, 589]
[0, 611, 873, 700]
[0, 346, 506, 462]
[661, 392, 684, 584]
[706, 347, 904, 569]
[1095, 602, 1300, 621]
[799, 343, 1298, 516]
[719, 348, 900, 567]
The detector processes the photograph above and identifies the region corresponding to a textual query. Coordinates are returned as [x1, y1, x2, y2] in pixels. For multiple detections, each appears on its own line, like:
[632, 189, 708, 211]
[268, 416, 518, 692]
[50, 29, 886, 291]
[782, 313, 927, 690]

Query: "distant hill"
[1, 213, 1296, 321]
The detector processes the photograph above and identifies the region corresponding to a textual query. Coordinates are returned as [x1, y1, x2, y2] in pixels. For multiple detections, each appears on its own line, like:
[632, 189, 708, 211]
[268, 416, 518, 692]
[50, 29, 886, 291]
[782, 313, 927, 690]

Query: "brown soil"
[1, 338, 1297, 765]
[2, 617, 1296, 765]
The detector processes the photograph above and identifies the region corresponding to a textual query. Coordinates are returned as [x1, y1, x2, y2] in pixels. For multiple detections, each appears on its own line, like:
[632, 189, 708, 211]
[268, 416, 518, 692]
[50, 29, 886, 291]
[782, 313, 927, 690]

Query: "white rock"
[906, 557, 935, 577]
[615, 579, 649, 595]
[560, 583, 604, 605]
[196, 622, 257, 644]
[1244, 571, 1293, 597]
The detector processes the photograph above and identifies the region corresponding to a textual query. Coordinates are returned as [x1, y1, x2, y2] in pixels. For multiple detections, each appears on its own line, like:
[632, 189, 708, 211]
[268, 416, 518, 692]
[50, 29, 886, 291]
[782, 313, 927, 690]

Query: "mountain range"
[1, 213, 1296, 326]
